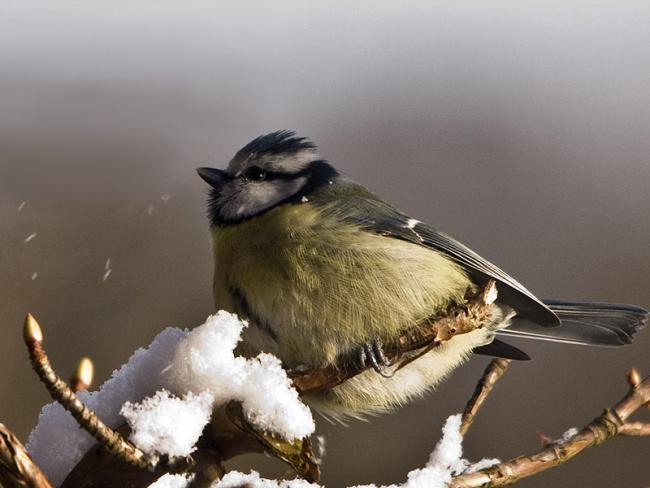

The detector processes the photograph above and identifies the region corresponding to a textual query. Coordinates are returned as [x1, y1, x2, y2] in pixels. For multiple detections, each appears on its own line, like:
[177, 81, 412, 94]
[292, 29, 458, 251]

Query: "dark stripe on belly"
[228, 284, 279, 342]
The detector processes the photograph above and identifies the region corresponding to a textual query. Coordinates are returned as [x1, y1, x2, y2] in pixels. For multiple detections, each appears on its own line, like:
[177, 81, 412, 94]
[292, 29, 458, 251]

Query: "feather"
[310, 179, 559, 327]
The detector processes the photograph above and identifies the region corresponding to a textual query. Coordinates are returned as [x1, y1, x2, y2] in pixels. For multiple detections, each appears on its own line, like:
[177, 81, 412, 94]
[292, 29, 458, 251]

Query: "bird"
[197, 130, 647, 419]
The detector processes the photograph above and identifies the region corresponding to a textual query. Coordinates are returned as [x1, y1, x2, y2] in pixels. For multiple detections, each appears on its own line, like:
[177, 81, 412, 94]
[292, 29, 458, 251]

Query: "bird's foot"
[358, 338, 395, 378]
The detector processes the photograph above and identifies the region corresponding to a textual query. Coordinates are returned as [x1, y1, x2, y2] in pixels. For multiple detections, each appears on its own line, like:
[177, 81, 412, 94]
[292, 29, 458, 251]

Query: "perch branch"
[290, 281, 498, 394]
[0, 422, 54, 488]
[57, 282, 497, 486]
[19, 287, 647, 488]
[449, 370, 650, 487]
[23, 313, 153, 471]
[460, 358, 512, 436]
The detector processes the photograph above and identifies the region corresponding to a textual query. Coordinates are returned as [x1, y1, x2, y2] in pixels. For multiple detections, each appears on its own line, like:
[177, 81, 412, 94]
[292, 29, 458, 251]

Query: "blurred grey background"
[1, 1, 649, 486]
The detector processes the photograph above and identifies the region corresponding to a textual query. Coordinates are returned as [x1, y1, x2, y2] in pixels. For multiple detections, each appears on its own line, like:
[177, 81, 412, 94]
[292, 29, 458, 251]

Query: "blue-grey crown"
[233, 130, 317, 162]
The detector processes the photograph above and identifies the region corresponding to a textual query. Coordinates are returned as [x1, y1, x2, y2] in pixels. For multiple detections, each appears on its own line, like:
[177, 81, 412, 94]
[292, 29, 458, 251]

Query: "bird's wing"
[312, 180, 560, 326]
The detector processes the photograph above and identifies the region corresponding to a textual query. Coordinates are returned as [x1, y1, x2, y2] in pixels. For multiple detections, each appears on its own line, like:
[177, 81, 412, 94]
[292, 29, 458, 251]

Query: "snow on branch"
[25, 312, 315, 486]
[1, 281, 648, 487]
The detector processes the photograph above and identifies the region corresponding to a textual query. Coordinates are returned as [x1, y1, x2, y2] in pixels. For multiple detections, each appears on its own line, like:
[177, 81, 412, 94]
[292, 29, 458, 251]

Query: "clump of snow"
[122, 390, 213, 460]
[215, 471, 320, 488]
[27, 312, 313, 486]
[163, 312, 314, 440]
[427, 413, 466, 474]
[351, 414, 499, 488]
[350, 414, 464, 488]
[464, 457, 500, 474]
[147, 471, 320, 488]
[149, 473, 195, 487]
[239, 353, 314, 439]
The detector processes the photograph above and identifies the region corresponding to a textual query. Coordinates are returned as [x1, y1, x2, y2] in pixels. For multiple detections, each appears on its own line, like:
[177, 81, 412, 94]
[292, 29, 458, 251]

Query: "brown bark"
[0, 422, 53, 488]
[449, 372, 650, 487]
[23, 314, 152, 471]
[459, 358, 511, 436]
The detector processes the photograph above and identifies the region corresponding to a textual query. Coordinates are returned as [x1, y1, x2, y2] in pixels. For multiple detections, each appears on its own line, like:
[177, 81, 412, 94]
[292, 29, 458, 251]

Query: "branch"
[290, 281, 498, 394]
[0, 422, 54, 488]
[21, 311, 321, 487]
[225, 402, 321, 482]
[23, 313, 153, 471]
[19, 293, 648, 488]
[460, 358, 511, 436]
[54, 283, 498, 486]
[449, 369, 650, 487]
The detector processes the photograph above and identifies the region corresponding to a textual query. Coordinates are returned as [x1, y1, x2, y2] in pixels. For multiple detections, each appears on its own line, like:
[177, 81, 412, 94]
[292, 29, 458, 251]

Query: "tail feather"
[473, 339, 531, 360]
[498, 300, 648, 347]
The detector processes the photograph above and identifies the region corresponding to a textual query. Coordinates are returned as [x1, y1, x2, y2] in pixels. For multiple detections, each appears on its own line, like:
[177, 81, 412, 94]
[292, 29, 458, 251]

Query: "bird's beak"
[197, 167, 229, 189]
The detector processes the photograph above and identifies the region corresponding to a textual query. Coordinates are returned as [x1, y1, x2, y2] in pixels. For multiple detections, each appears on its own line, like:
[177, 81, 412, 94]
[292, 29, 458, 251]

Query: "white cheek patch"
[220, 177, 309, 221]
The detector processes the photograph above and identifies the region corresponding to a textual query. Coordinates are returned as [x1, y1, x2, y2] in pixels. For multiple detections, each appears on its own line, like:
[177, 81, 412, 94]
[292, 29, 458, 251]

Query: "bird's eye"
[242, 166, 267, 181]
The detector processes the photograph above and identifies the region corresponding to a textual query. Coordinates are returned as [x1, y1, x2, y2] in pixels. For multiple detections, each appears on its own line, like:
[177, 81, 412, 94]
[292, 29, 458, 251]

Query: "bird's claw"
[358, 338, 395, 378]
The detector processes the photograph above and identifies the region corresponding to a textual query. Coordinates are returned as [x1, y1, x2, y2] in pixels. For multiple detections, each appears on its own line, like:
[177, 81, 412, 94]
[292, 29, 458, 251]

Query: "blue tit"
[197, 130, 647, 419]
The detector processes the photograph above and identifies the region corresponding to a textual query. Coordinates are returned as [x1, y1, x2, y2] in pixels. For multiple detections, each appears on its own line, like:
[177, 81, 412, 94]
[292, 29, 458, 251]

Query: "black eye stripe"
[241, 166, 311, 182]
[242, 166, 266, 181]
[264, 170, 301, 181]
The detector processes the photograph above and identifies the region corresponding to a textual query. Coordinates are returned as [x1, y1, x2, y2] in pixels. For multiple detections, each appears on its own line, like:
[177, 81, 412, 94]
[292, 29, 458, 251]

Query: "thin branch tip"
[23, 312, 43, 344]
[24, 317, 152, 471]
[626, 367, 641, 388]
[450, 369, 650, 487]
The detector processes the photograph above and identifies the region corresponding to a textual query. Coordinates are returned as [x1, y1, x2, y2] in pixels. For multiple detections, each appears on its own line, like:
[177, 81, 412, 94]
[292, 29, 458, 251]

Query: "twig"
[0, 422, 54, 488]
[23, 313, 153, 471]
[449, 370, 650, 487]
[460, 358, 512, 436]
[61, 406, 259, 488]
[225, 402, 321, 483]
[290, 281, 498, 394]
[619, 421, 650, 436]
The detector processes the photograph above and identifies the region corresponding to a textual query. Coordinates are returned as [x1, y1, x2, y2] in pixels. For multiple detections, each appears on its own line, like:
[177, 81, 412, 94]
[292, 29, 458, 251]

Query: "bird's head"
[198, 130, 337, 226]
